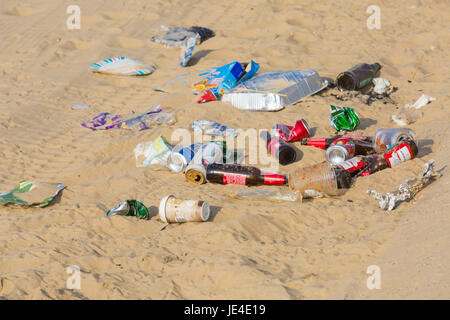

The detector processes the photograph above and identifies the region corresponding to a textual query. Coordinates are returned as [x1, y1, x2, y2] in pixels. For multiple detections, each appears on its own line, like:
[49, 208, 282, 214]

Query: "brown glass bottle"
[356, 138, 419, 177]
[336, 62, 381, 91]
[301, 136, 374, 154]
[260, 130, 296, 165]
[206, 163, 287, 186]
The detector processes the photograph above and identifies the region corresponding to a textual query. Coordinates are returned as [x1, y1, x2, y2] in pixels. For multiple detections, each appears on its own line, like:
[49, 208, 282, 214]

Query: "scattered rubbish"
[302, 135, 375, 165]
[72, 104, 89, 110]
[192, 61, 260, 103]
[392, 93, 434, 126]
[179, 33, 199, 67]
[272, 119, 310, 142]
[167, 142, 203, 173]
[325, 139, 356, 165]
[0, 181, 65, 208]
[81, 105, 175, 131]
[185, 141, 225, 184]
[106, 200, 149, 219]
[159, 195, 210, 223]
[338, 138, 419, 177]
[231, 188, 301, 202]
[407, 94, 436, 109]
[191, 120, 239, 138]
[134, 135, 173, 167]
[288, 161, 352, 198]
[154, 88, 168, 93]
[260, 130, 297, 165]
[89, 57, 155, 76]
[336, 62, 381, 91]
[408, 54, 424, 83]
[185, 162, 207, 185]
[329, 105, 360, 131]
[367, 159, 441, 211]
[206, 163, 287, 186]
[222, 70, 327, 111]
[372, 77, 391, 94]
[326, 86, 398, 106]
[372, 128, 416, 152]
[392, 108, 423, 126]
[151, 26, 214, 47]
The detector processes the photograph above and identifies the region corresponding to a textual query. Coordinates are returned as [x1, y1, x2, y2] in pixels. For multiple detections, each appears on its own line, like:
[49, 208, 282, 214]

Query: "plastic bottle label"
[223, 173, 247, 185]
[383, 143, 413, 168]
[339, 157, 365, 173]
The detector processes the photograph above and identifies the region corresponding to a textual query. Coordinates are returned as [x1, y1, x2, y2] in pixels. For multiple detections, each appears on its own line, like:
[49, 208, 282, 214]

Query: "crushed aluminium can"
[106, 200, 149, 219]
[272, 119, 310, 142]
[329, 105, 360, 132]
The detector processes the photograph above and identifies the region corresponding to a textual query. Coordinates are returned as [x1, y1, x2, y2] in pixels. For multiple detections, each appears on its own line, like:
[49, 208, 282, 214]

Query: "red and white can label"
[339, 157, 365, 173]
[383, 143, 413, 168]
[223, 173, 247, 185]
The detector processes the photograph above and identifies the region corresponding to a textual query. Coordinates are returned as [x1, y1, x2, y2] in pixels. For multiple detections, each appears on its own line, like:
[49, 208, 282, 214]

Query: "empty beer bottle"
[301, 136, 374, 155]
[336, 62, 381, 91]
[260, 130, 296, 165]
[206, 163, 287, 186]
[359, 138, 418, 176]
[301, 135, 372, 150]
[338, 138, 418, 177]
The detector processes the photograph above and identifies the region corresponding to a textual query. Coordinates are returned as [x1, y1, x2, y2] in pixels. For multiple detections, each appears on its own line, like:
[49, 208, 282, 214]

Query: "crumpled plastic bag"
[151, 26, 214, 48]
[392, 94, 435, 126]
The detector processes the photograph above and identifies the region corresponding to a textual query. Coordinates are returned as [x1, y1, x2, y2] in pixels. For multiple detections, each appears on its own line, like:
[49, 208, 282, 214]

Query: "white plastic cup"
[159, 195, 210, 223]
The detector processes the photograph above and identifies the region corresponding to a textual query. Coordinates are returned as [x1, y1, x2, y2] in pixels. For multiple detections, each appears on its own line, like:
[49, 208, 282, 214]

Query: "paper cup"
[159, 195, 210, 223]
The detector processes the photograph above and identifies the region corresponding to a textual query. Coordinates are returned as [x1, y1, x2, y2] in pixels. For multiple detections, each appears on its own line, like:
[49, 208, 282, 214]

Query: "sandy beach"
[0, 0, 449, 299]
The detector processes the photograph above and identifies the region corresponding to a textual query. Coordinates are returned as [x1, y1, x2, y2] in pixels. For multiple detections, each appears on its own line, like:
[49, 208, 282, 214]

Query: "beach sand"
[0, 0, 449, 299]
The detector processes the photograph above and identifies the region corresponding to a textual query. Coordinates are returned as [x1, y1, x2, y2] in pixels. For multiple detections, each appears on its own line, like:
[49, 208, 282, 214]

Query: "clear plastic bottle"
[372, 128, 416, 152]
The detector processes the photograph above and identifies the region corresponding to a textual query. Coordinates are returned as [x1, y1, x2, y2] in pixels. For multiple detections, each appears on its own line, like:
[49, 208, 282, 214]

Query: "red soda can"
[326, 138, 356, 165]
[273, 119, 310, 142]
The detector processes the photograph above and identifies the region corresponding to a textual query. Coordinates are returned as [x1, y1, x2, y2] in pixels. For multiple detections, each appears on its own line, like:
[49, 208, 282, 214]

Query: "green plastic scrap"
[0, 180, 65, 208]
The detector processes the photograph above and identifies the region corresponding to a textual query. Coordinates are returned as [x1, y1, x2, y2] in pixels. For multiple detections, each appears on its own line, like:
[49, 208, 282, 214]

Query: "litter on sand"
[81, 105, 175, 131]
[0, 181, 65, 208]
[191, 120, 239, 138]
[89, 57, 155, 76]
[392, 93, 436, 126]
[106, 199, 149, 219]
[367, 159, 442, 211]
[192, 61, 260, 103]
[179, 33, 199, 68]
[134, 135, 173, 168]
[222, 70, 328, 111]
[151, 26, 214, 47]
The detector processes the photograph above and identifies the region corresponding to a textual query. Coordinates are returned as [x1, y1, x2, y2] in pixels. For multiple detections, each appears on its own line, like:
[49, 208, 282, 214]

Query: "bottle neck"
[262, 174, 287, 185]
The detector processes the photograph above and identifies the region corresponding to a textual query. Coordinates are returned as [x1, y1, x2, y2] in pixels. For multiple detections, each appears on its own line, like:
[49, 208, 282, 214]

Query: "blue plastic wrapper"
[179, 34, 199, 68]
[191, 120, 239, 137]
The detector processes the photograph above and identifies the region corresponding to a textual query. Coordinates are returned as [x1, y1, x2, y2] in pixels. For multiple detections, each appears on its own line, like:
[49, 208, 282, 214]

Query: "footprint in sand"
[6, 4, 40, 16]
[62, 39, 93, 50]
[103, 11, 133, 20]
[108, 37, 144, 49]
